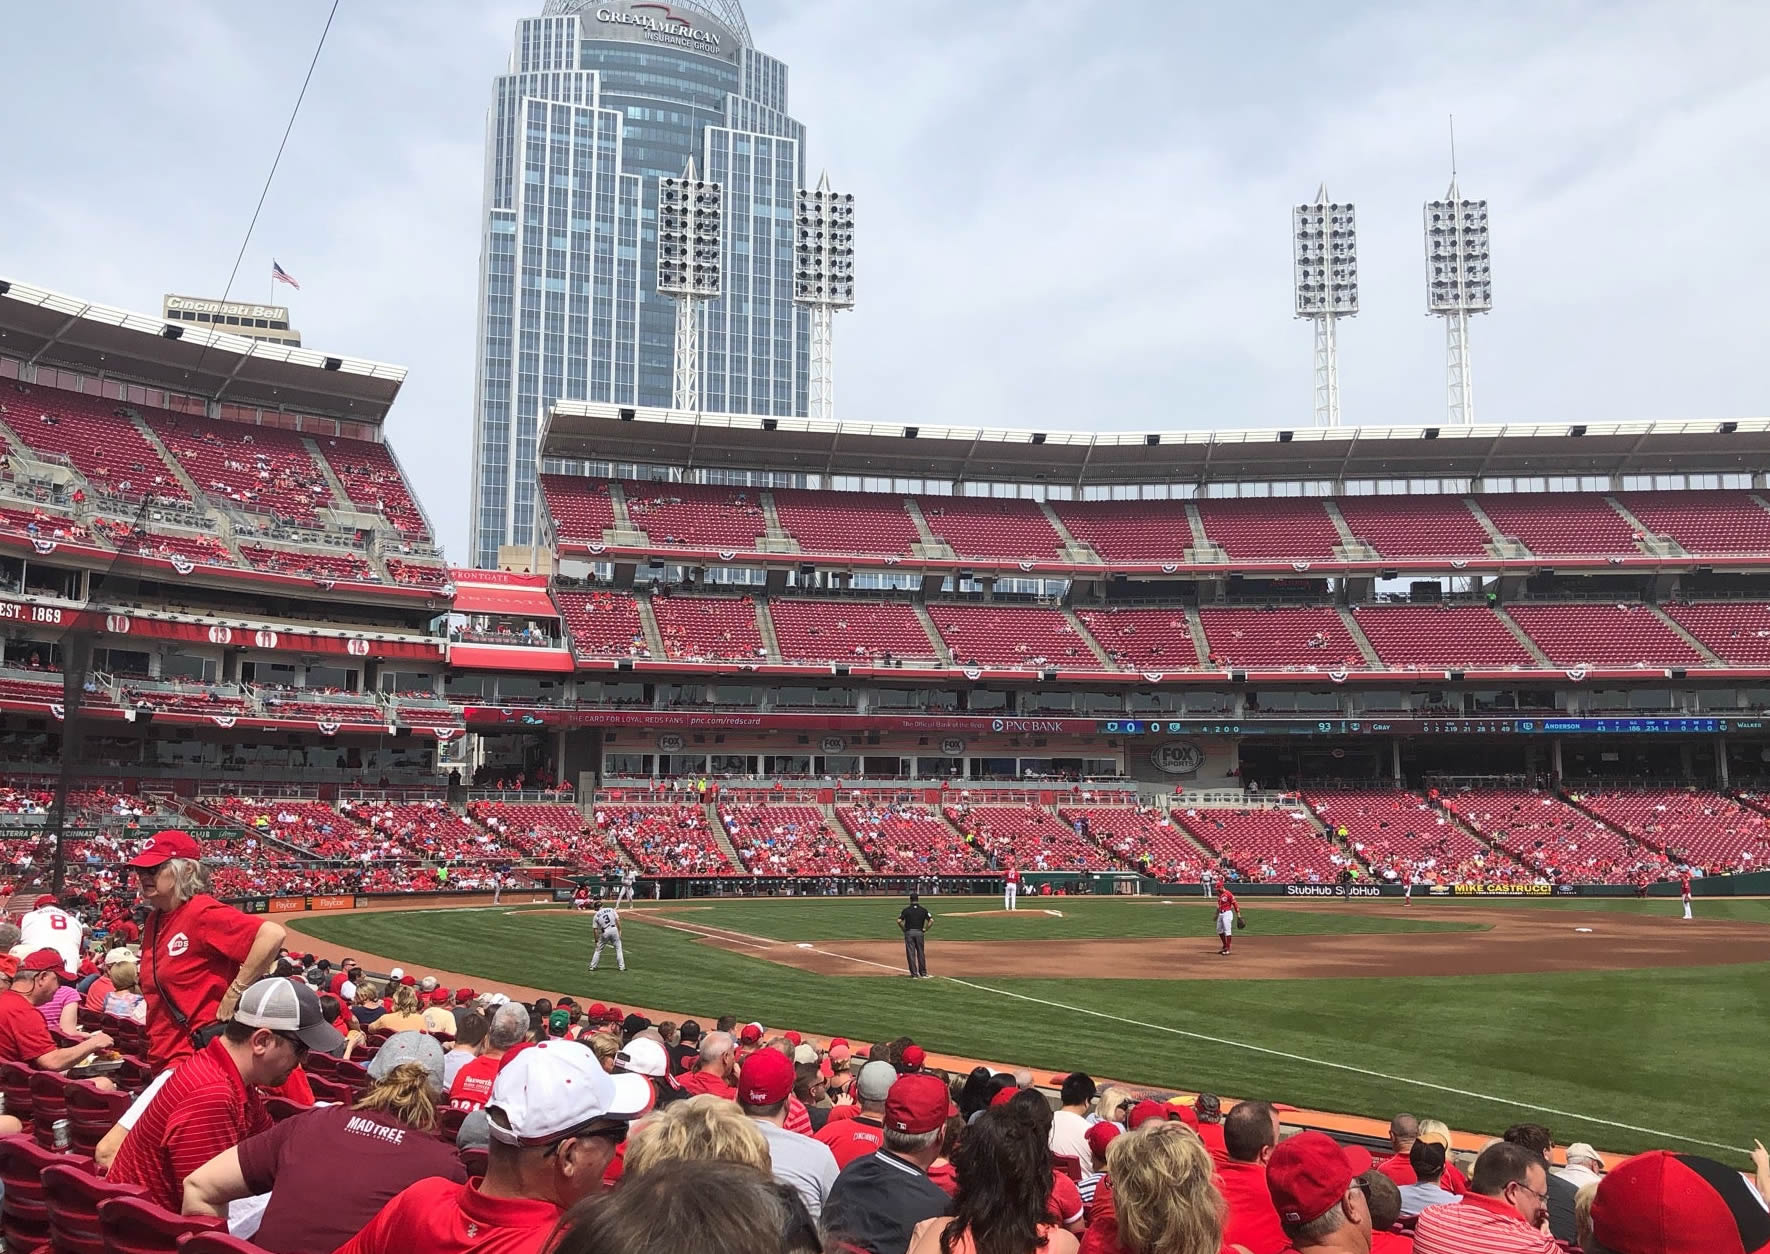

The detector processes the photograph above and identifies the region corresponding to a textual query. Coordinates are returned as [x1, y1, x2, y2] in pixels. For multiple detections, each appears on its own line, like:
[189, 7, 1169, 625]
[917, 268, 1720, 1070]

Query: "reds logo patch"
[208, 625, 233, 645]
[169, 554, 195, 575]
[167, 932, 190, 957]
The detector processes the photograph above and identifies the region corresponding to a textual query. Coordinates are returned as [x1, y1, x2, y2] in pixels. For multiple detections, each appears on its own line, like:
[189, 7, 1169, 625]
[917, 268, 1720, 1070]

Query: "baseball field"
[290, 893, 1770, 1158]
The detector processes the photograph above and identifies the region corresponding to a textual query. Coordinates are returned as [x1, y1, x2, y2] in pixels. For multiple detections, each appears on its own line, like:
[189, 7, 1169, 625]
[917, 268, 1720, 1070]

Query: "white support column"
[1313, 315, 1341, 428]
[1446, 309, 1473, 426]
[808, 303, 834, 422]
[672, 298, 701, 413]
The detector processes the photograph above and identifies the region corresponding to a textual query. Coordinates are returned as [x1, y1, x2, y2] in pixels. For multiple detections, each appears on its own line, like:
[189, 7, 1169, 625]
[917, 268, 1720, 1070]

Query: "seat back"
[0, 1060, 37, 1127]
[97, 1196, 223, 1254]
[0, 1134, 94, 1252]
[64, 1081, 132, 1157]
[438, 1105, 468, 1141]
[176, 1233, 273, 1254]
[30, 1071, 69, 1148]
[264, 1096, 308, 1124]
[306, 1076, 355, 1105]
[43, 1163, 145, 1254]
[1053, 1153, 1082, 1181]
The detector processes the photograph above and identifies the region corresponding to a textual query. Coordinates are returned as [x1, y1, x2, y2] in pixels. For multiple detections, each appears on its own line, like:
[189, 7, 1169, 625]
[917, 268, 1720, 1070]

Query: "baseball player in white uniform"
[589, 900, 625, 972]
[1003, 864, 1018, 911]
[617, 867, 637, 906]
[19, 894, 84, 968]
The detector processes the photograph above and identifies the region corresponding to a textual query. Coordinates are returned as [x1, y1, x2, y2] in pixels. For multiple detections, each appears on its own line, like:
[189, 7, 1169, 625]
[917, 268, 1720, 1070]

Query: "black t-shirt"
[899, 905, 931, 931]
[823, 1150, 951, 1254]
[669, 1041, 699, 1075]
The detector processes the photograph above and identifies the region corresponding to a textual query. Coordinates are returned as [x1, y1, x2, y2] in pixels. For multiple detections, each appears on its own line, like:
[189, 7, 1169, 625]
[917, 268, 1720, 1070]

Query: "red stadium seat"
[96, 1196, 223, 1254]
[63, 1080, 129, 1157]
[29, 1072, 69, 1149]
[914, 497, 1062, 561]
[42, 1163, 144, 1254]
[0, 1135, 94, 1253]
[176, 1235, 273, 1254]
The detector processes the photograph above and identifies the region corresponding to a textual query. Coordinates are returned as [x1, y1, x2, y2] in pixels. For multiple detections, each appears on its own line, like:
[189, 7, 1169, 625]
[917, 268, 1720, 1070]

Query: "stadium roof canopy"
[0, 277, 405, 425]
[543, 402, 1770, 488]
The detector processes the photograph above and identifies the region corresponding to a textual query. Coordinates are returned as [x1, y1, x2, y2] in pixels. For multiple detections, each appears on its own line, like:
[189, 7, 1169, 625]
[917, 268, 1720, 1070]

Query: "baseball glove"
[1235, 914, 1246, 930]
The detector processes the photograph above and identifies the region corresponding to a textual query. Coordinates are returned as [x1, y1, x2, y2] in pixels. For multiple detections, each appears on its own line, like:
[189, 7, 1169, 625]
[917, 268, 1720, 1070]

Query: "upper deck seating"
[540, 476, 616, 542]
[1197, 607, 1364, 669]
[1503, 603, 1703, 667]
[314, 435, 429, 536]
[915, 497, 1062, 561]
[623, 481, 766, 549]
[927, 605, 1097, 669]
[1047, 500, 1193, 562]
[1194, 499, 1342, 560]
[1351, 605, 1535, 669]
[145, 411, 332, 524]
[1335, 496, 1491, 558]
[1476, 493, 1639, 557]
[1615, 491, 1770, 556]
[768, 601, 939, 664]
[771, 488, 922, 556]
[0, 381, 189, 503]
[1074, 608, 1202, 669]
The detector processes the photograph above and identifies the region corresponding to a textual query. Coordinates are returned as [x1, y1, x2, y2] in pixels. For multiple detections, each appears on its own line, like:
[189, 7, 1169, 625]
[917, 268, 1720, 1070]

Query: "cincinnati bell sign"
[594, 5, 724, 51]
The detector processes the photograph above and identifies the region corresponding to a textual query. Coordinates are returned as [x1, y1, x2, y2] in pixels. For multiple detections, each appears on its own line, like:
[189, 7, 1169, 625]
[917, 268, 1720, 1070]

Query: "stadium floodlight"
[1424, 180, 1492, 425]
[657, 161, 724, 413]
[794, 172, 856, 422]
[1293, 186, 1358, 427]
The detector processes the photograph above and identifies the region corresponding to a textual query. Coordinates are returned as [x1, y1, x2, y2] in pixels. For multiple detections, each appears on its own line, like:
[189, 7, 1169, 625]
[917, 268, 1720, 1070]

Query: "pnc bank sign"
[595, 4, 724, 50]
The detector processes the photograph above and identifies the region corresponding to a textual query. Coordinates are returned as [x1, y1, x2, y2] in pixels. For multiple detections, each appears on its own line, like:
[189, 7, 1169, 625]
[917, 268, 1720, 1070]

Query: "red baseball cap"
[125, 830, 201, 868]
[783, 1030, 802, 1047]
[1592, 1151, 1770, 1254]
[739, 1023, 763, 1044]
[885, 1073, 951, 1135]
[604, 1006, 622, 1022]
[1128, 1099, 1177, 1130]
[19, 948, 76, 982]
[1085, 1121, 1120, 1161]
[1171, 1102, 1200, 1130]
[32, 894, 55, 908]
[456, 987, 476, 1002]
[738, 1047, 796, 1107]
[902, 1044, 926, 1069]
[589, 1002, 607, 1017]
[1268, 1131, 1355, 1226]
[990, 1086, 1019, 1108]
[828, 1038, 849, 1049]
[1342, 1144, 1374, 1175]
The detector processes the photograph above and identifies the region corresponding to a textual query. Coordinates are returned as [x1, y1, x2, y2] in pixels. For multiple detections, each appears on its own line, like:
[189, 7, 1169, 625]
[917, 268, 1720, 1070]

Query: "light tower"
[1424, 182, 1492, 425]
[657, 162, 724, 413]
[794, 173, 856, 422]
[1292, 187, 1358, 427]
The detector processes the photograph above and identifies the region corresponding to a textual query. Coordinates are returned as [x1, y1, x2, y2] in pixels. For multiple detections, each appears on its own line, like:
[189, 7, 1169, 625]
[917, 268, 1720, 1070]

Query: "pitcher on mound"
[1215, 885, 1242, 955]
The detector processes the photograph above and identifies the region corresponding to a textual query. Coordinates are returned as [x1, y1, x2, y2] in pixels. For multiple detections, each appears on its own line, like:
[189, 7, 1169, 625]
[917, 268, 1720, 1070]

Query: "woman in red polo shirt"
[128, 830, 287, 1070]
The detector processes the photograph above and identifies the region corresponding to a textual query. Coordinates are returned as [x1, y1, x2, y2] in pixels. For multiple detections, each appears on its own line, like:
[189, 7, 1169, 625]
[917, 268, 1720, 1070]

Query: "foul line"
[625, 912, 1741, 1154]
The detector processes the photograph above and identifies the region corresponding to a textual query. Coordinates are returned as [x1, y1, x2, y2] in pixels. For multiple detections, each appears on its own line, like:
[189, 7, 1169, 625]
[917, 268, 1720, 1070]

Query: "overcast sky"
[6, 1, 1768, 561]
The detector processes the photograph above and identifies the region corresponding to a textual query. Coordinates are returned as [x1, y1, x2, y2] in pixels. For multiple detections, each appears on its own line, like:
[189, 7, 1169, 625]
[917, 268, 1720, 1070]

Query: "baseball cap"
[739, 1023, 763, 1044]
[389, 968, 404, 980]
[419, 976, 438, 993]
[1128, 1099, 1178, 1129]
[829, 1037, 849, 1049]
[125, 829, 200, 868]
[399, 975, 416, 987]
[19, 948, 76, 981]
[456, 987, 476, 1003]
[590, 1002, 607, 1018]
[622, 1013, 650, 1037]
[615, 1037, 670, 1078]
[1170, 1101, 1200, 1130]
[234, 977, 346, 1052]
[487, 1040, 653, 1145]
[738, 1046, 796, 1106]
[1268, 1131, 1356, 1227]
[1342, 1144, 1375, 1175]
[367, 1031, 446, 1094]
[783, 1030, 802, 1047]
[829, 1042, 852, 1067]
[1592, 1150, 1770, 1254]
[885, 1073, 951, 1135]
[901, 1044, 926, 1069]
[548, 1010, 571, 1034]
[793, 1043, 820, 1066]
[604, 1006, 623, 1022]
[32, 894, 56, 908]
[990, 1086, 1019, 1109]
[103, 947, 135, 967]
[1086, 1121, 1121, 1161]
[857, 1060, 897, 1103]
[1566, 1142, 1602, 1167]
[429, 989, 452, 1005]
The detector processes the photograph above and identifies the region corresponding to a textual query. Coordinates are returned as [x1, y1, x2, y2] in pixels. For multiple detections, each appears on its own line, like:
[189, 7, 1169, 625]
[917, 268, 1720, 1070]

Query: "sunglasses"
[273, 1031, 311, 1058]
[543, 1121, 630, 1156]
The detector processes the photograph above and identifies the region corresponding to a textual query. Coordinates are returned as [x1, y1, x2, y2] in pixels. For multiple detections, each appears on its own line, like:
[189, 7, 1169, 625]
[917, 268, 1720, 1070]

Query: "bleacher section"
[1195, 499, 1342, 560]
[770, 488, 921, 556]
[1617, 490, 1770, 556]
[555, 589, 650, 659]
[651, 595, 764, 662]
[1350, 605, 1536, 669]
[1048, 499, 1190, 561]
[239, 543, 376, 582]
[1303, 788, 1524, 882]
[469, 801, 597, 863]
[1440, 788, 1673, 884]
[942, 804, 1117, 870]
[927, 604, 1094, 669]
[1075, 608, 1200, 669]
[1171, 806, 1345, 882]
[1334, 496, 1491, 558]
[1476, 493, 1639, 556]
[314, 435, 429, 537]
[1661, 602, 1770, 665]
[593, 801, 733, 875]
[1, 383, 189, 503]
[768, 600, 939, 664]
[1196, 607, 1364, 669]
[622, 481, 766, 549]
[1574, 788, 1770, 874]
[1503, 603, 1703, 667]
[1059, 806, 1211, 880]
[915, 497, 1062, 560]
[93, 520, 237, 568]
[837, 803, 982, 874]
[540, 475, 616, 542]
[717, 803, 866, 874]
[145, 411, 333, 524]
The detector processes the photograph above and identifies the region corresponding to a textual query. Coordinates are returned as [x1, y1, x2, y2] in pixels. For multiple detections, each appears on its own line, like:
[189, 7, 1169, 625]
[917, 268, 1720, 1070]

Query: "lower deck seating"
[651, 596, 764, 662]
[837, 804, 982, 874]
[716, 803, 865, 874]
[1170, 807, 1345, 882]
[338, 799, 518, 861]
[1058, 806, 1210, 880]
[593, 802, 733, 875]
[1302, 788, 1524, 882]
[943, 804, 1119, 870]
[1440, 788, 1674, 884]
[468, 801, 597, 863]
[1572, 788, 1770, 874]
[1659, 602, 1770, 665]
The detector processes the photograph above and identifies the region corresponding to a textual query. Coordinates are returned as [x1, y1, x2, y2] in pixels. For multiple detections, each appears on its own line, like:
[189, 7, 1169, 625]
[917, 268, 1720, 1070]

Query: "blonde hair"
[352, 1061, 441, 1134]
[1096, 1084, 1138, 1125]
[1574, 1180, 1599, 1252]
[586, 1029, 620, 1072]
[390, 984, 420, 1016]
[1416, 1119, 1453, 1148]
[1108, 1121, 1224, 1254]
[109, 960, 139, 993]
[625, 1094, 773, 1177]
[354, 981, 383, 1006]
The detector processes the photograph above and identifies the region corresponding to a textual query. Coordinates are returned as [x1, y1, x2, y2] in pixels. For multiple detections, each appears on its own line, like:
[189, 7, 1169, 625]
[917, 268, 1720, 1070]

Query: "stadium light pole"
[794, 172, 856, 422]
[1293, 186, 1358, 428]
[658, 162, 723, 413]
[1424, 181, 1492, 425]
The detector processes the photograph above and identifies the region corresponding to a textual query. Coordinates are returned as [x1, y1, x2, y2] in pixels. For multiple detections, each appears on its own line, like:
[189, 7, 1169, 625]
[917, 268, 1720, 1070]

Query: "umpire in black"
[898, 892, 932, 978]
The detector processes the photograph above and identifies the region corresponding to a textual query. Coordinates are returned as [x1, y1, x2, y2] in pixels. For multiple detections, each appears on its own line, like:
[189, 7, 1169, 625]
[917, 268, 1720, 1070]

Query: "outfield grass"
[297, 895, 1770, 1159]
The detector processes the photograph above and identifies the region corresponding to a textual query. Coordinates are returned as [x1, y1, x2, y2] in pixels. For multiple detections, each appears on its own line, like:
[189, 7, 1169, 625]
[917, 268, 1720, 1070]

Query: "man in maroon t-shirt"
[1217, 1101, 1287, 1254]
[815, 1060, 894, 1167]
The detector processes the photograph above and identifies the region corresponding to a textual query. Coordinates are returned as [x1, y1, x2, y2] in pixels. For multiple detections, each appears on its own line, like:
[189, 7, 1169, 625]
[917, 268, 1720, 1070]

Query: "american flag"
[271, 260, 301, 290]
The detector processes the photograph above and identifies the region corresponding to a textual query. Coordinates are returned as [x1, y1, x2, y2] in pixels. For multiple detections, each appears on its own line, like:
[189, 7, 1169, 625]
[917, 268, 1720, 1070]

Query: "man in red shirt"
[1195, 1093, 1228, 1166]
[1376, 1114, 1420, 1185]
[1216, 886, 1242, 954]
[1218, 1100, 1287, 1254]
[815, 1059, 895, 1167]
[0, 948, 114, 1072]
[676, 1030, 739, 1098]
[129, 829, 287, 1069]
[109, 976, 341, 1211]
[449, 1001, 531, 1111]
[1265, 1130, 1374, 1253]
[1411, 1141, 1559, 1254]
[338, 1039, 652, 1254]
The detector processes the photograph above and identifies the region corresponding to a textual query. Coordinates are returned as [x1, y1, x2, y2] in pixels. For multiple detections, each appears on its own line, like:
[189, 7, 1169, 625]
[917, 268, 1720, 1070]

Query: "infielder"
[617, 866, 637, 906]
[589, 899, 626, 972]
[1681, 870, 1693, 920]
[1215, 885, 1242, 955]
[1003, 863, 1018, 911]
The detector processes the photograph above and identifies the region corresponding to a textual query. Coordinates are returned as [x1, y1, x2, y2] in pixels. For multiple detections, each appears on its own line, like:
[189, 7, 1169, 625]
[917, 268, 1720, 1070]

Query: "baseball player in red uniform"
[1681, 871, 1693, 920]
[1215, 886, 1241, 955]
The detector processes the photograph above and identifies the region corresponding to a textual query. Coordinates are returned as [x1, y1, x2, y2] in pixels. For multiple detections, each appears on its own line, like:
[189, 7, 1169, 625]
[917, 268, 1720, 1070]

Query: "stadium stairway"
[1182, 501, 1212, 553]
[1321, 499, 1377, 561]
[705, 800, 749, 871]
[1038, 500, 1102, 563]
[128, 414, 209, 503]
[636, 594, 667, 659]
[1557, 793, 1672, 857]
[1491, 606, 1554, 667]
[754, 598, 784, 663]
[823, 801, 877, 872]
[1606, 495, 1688, 558]
[1335, 607, 1383, 668]
[1648, 605, 1722, 664]
[1184, 607, 1211, 662]
[911, 603, 956, 665]
[902, 498, 955, 560]
[1062, 607, 1118, 668]
[1434, 801, 1535, 870]
[755, 492, 800, 554]
[301, 437, 357, 510]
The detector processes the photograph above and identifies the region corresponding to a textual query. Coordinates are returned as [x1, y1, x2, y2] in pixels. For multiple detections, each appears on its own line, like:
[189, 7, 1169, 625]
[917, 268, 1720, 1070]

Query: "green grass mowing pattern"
[296, 898, 1770, 1159]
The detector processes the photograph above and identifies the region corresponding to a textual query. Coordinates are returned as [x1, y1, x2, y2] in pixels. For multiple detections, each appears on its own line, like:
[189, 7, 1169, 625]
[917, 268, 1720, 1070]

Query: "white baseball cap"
[614, 1037, 670, 1078]
[388, 967, 405, 980]
[488, 1040, 653, 1145]
[234, 977, 346, 1052]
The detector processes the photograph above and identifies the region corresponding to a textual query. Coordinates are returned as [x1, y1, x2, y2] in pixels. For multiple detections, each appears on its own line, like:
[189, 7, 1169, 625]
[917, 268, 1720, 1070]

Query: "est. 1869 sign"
[1149, 741, 1204, 776]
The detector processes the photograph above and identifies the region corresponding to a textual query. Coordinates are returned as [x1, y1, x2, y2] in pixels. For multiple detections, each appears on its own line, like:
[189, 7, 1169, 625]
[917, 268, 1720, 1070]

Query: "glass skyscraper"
[469, 0, 810, 567]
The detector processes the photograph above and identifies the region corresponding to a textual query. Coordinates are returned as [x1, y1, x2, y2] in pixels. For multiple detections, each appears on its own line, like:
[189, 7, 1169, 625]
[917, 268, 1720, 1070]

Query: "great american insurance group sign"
[593, 3, 732, 56]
